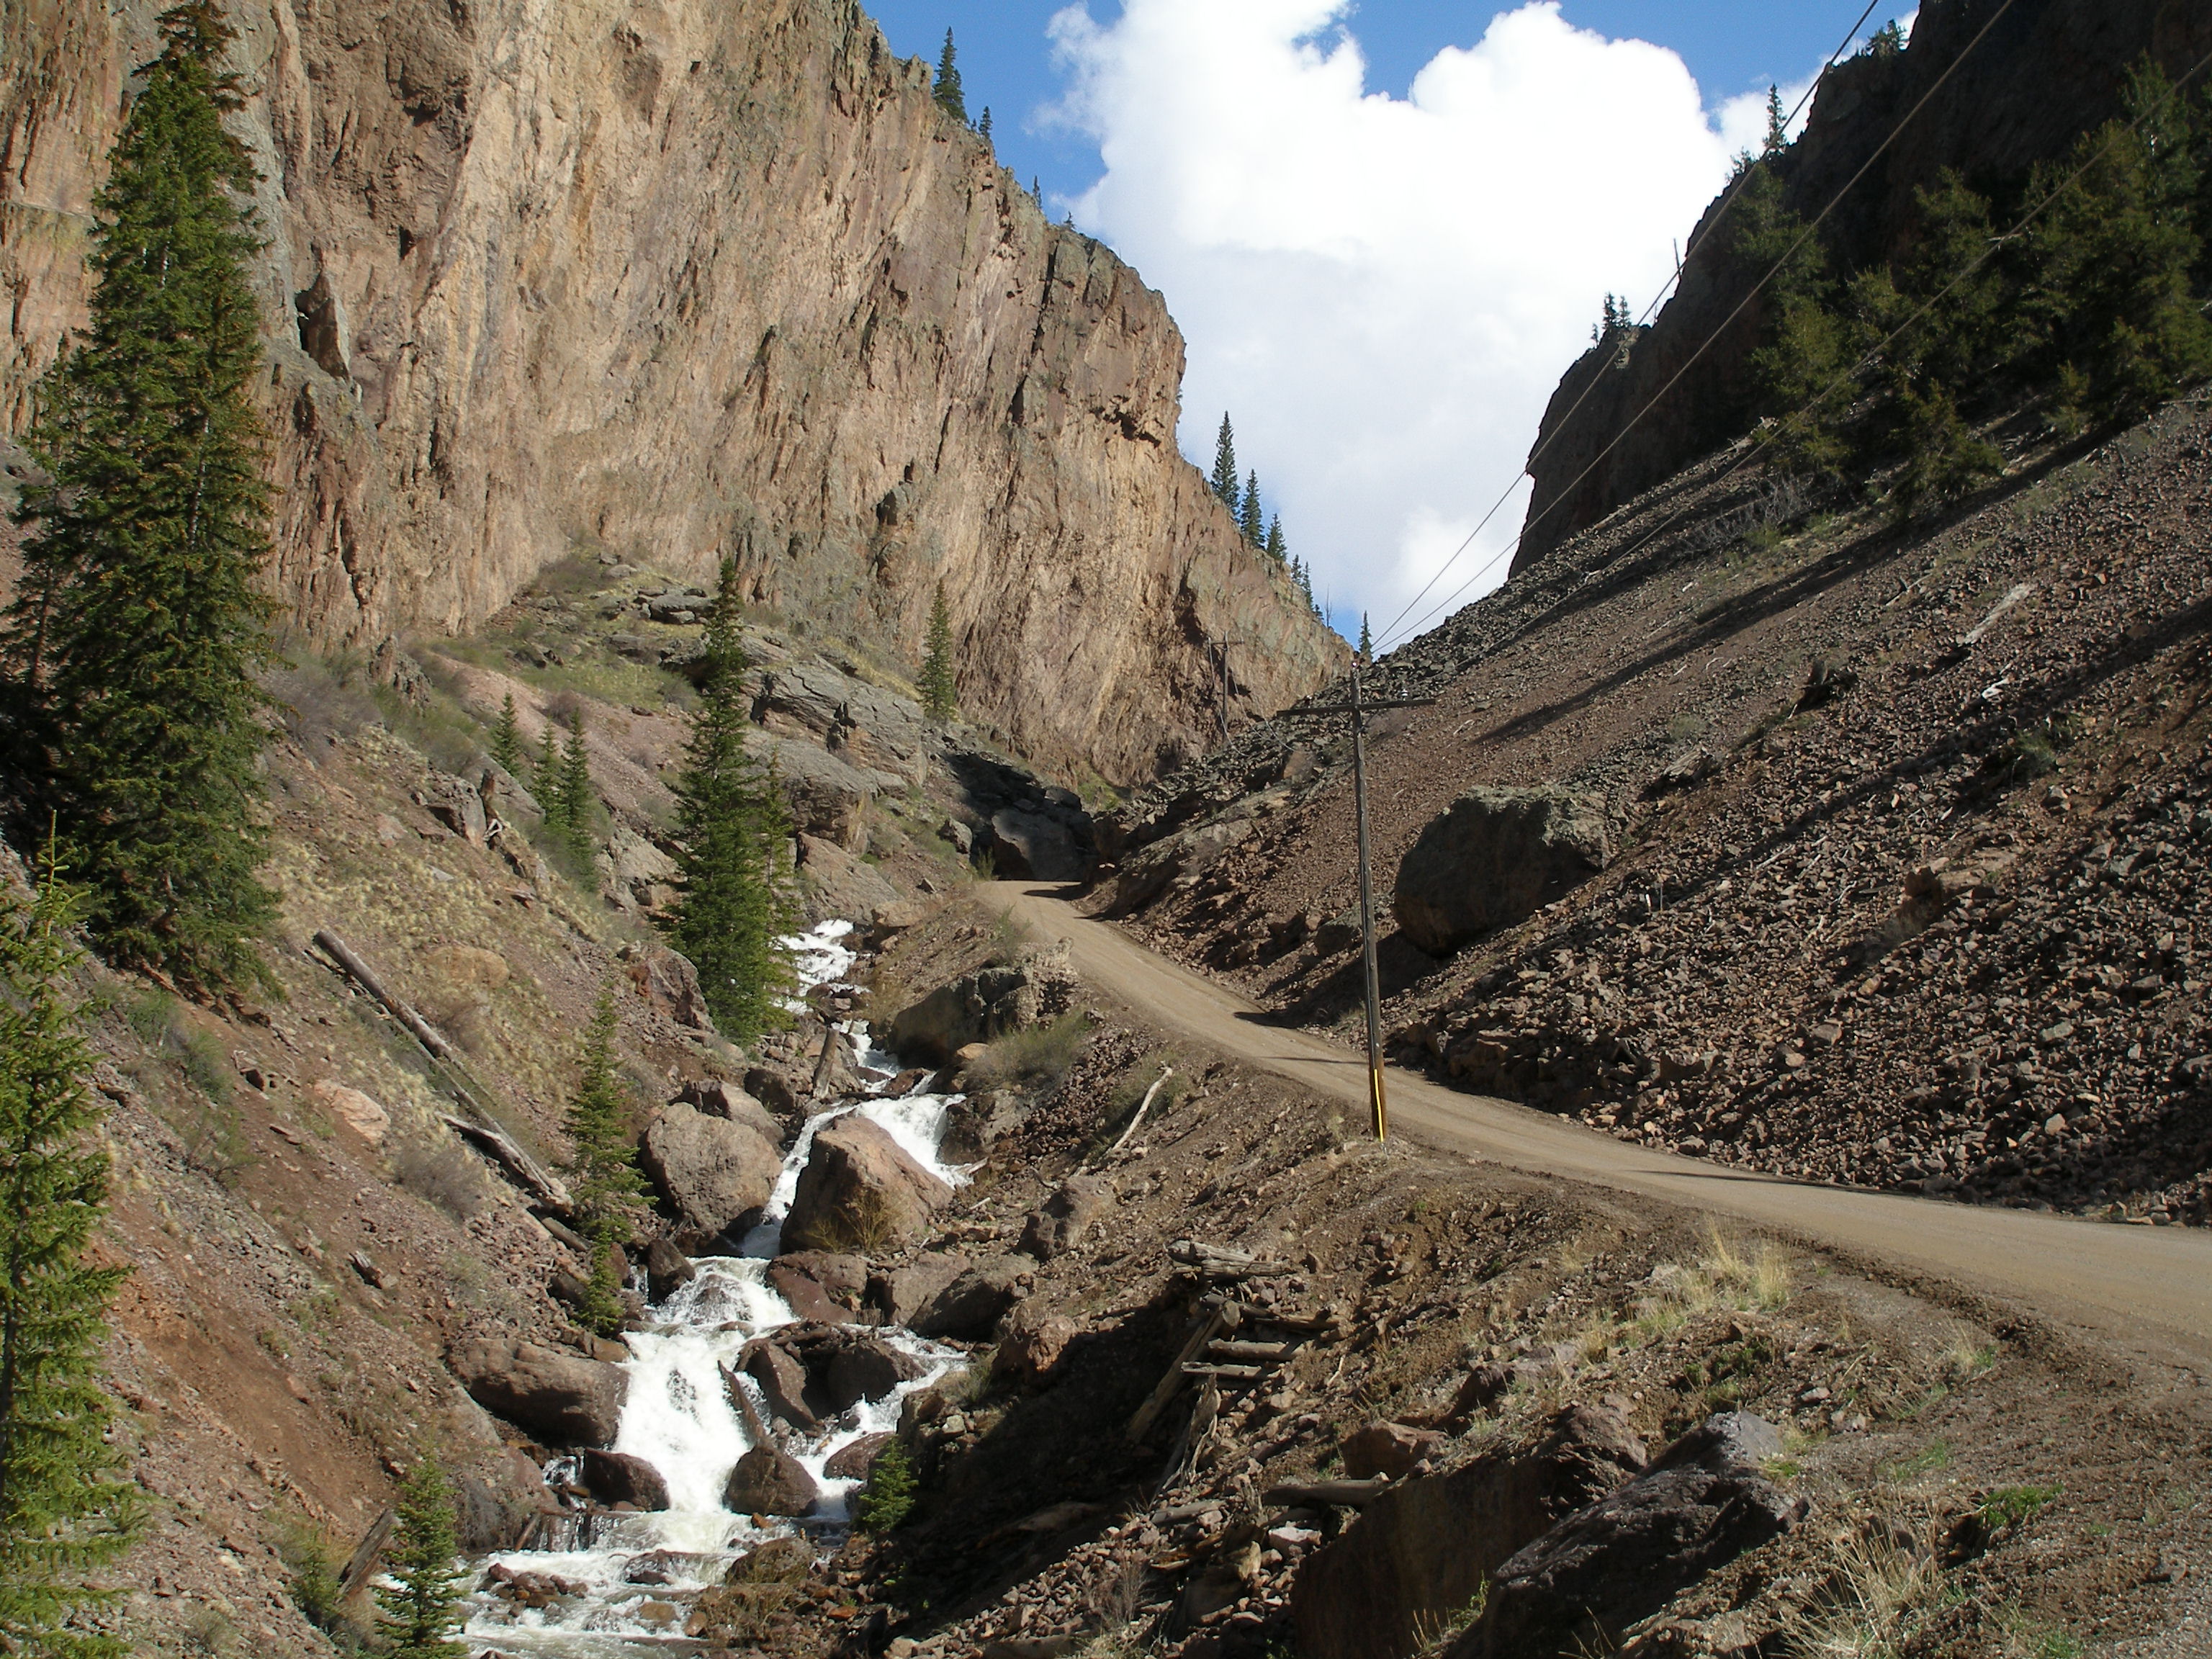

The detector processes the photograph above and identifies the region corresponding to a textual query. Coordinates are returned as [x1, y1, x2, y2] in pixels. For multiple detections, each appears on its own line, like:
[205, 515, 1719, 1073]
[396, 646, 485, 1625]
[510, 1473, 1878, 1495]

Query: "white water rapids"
[460, 921, 971, 1655]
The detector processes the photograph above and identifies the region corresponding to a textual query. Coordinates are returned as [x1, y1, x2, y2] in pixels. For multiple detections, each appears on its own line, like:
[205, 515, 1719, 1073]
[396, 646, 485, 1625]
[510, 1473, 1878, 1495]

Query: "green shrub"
[856, 1439, 917, 1532]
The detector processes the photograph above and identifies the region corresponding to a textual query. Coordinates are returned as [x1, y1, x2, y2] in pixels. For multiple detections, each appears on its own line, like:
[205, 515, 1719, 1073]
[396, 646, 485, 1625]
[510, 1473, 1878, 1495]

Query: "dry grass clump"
[967, 1012, 1092, 1090]
[1629, 1228, 1794, 1344]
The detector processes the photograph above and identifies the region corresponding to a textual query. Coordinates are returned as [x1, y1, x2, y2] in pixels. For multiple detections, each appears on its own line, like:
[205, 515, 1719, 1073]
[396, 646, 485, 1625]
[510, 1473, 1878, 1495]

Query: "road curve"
[986, 883, 2212, 1365]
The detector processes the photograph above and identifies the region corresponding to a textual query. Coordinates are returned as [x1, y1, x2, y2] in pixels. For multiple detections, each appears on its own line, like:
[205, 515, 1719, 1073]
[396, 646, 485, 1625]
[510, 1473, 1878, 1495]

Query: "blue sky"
[859, 2, 1914, 641]
[866, 3, 1886, 214]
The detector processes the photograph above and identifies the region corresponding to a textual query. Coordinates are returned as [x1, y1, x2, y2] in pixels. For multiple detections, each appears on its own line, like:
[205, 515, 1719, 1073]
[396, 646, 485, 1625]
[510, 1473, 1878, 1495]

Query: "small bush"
[273, 1517, 360, 1646]
[1978, 1483, 2060, 1534]
[968, 1012, 1090, 1091]
[392, 1136, 490, 1221]
[856, 1439, 917, 1532]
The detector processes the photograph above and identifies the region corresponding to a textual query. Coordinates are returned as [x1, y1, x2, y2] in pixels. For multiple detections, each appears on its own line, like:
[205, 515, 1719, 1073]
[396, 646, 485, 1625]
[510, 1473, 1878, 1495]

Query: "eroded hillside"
[1102, 405, 2212, 1231]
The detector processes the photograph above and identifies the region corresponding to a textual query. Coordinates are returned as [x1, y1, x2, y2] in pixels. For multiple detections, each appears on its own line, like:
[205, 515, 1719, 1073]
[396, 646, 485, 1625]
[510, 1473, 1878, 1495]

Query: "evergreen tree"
[1238, 471, 1264, 547]
[1209, 413, 1239, 511]
[0, 853, 140, 1658]
[1, 1, 279, 991]
[976, 107, 992, 141]
[374, 1457, 467, 1659]
[920, 582, 958, 724]
[1264, 516, 1286, 565]
[662, 559, 796, 1046]
[2026, 66, 2212, 426]
[490, 692, 523, 778]
[533, 722, 560, 804]
[1358, 613, 1372, 664]
[1866, 20, 1906, 58]
[564, 987, 644, 1335]
[555, 715, 595, 869]
[933, 30, 966, 123]
[1763, 84, 1789, 156]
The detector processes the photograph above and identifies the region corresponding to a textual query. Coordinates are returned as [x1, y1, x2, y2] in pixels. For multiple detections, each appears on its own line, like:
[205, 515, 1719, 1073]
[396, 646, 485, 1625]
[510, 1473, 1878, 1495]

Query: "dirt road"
[989, 883, 2212, 1367]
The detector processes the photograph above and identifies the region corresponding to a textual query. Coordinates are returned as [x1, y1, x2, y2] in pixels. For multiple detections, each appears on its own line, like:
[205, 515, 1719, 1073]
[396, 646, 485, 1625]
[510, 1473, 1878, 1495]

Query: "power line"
[1381, 0, 2019, 652]
[1369, 0, 1888, 649]
[1411, 40, 2212, 681]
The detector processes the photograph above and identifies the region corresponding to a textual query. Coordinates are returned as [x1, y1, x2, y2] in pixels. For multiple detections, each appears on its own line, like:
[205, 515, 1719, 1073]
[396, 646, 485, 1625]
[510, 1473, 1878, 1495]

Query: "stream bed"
[459, 922, 968, 1655]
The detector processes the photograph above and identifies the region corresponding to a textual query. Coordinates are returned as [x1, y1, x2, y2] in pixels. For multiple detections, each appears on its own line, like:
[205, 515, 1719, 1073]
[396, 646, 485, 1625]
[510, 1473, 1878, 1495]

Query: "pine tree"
[977, 107, 992, 141]
[1, 1, 279, 991]
[1209, 413, 1239, 511]
[662, 559, 796, 1046]
[1764, 84, 1789, 156]
[565, 987, 645, 1335]
[933, 30, 966, 123]
[374, 1457, 467, 1659]
[0, 851, 141, 1657]
[555, 715, 595, 869]
[533, 723, 560, 804]
[490, 693, 523, 778]
[1866, 20, 1905, 58]
[2026, 65, 2212, 426]
[1238, 471, 1264, 547]
[920, 582, 958, 724]
[1358, 613, 1372, 664]
[1264, 516, 1286, 565]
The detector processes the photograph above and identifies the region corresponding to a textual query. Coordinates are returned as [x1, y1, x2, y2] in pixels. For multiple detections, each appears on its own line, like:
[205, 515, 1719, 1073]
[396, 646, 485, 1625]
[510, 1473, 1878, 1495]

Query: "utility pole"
[1291, 668, 1434, 1141]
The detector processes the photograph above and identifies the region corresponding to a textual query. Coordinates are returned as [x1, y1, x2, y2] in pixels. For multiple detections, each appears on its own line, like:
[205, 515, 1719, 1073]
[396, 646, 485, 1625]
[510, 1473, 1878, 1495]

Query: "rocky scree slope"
[1518, 0, 2212, 570]
[1102, 404, 2212, 1231]
[687, 896, 2212, 1659]
[0, 0, 1340, 784]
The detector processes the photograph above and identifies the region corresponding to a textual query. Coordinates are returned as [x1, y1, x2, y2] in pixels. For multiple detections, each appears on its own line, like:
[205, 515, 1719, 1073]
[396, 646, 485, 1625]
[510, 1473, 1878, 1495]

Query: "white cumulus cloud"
[1046, 1, 1789, 644]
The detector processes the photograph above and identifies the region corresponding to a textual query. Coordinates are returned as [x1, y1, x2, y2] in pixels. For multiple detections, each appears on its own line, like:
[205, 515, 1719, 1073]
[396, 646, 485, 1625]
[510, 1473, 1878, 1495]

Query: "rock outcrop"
[1, 0, 1343, 785]
[448, 1339, 628, 1447]
[889, 947, 1079, 1065]
[1448, 1413, 1804, 1659]
[1392, 787, 1611, 956]
[781, 1115, 953, 1252]
[1292, 1405, 1647, 1659]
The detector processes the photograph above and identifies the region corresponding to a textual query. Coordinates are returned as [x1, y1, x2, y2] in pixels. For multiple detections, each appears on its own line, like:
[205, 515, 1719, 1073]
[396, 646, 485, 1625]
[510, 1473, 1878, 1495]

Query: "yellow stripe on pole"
[1370, 1064, 1388, 1142]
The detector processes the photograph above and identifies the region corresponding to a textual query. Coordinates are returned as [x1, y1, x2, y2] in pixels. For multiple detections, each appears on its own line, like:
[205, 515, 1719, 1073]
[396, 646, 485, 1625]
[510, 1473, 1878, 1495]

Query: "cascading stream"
[460, 921, 969, 1655]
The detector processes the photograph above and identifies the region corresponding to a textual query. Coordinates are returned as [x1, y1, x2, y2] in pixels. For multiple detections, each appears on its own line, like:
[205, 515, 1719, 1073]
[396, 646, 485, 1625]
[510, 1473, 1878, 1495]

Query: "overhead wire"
[1375, 0, 2022, 652]
[1406, 38, 2212, 678]
[1367, 0, 1886, 649]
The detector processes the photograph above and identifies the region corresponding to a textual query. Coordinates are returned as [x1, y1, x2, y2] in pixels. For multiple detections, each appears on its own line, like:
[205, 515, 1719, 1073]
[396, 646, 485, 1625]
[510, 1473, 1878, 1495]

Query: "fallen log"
[336, 1506, 396, 1604]
[1206, 1340, 1289, 1362]
[1182, 1363, 1265, 1380]
[314, 930, 454, 1061]
[439, 1112, 572, 1213]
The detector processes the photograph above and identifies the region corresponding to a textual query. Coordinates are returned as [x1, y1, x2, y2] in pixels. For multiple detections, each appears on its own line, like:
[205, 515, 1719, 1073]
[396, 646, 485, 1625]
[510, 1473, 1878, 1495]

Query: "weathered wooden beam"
[439, 1112, 572, 1213]
[314, 929, 454, 1061]
[1182, 1363, 1264, 1380]
[1126, 1308, 1228, 1443]
[1205, 1340, 1288, 1362]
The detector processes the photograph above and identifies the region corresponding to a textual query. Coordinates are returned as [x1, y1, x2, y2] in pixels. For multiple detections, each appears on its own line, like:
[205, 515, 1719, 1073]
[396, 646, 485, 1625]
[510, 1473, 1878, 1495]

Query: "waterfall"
[458, 920, 968, 1653]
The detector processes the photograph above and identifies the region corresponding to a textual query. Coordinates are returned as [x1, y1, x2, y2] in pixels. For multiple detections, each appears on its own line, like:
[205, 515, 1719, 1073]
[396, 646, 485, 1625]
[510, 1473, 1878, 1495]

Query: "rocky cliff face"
[1, 0, 1341, 784]
[1514, 0, 2212, 573]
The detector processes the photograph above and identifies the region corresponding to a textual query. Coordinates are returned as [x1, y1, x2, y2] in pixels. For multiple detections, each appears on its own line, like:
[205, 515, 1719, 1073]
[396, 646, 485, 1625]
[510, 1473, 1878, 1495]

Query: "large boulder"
[911, 1256, 1028, 1341]
[750, 732, 878, 850]
[1110, 817, 1251, 914]
[823, 1334, 927, 1412]
[1449, 1413, 1804, 1659]
[1393, 786, 1611, 956]
[1293, 1404, 1646, 1659]
[888, 948, 1078, 1066]
[985, 806, 1090, 882]
[678, 1079, 787, 1151]
[740, 1340, 821, 1431]
[639, 1104, 783, 1239]
[766, 1252, 868, 1324]
[781, 1117, 953, 1252]
[723, 1444, 819, 1517]
[867, 1251, 973, 1326]
[1019, 1174, 1113, 1261]
[449, 1339, 629, 1447]
[580, 1449, 670, 1511]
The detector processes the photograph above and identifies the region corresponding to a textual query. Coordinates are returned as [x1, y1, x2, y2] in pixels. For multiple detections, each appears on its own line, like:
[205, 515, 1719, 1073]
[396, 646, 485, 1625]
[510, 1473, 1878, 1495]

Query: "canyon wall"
[1, 0, 1341, 783]
[1514, 0, 2212, 574]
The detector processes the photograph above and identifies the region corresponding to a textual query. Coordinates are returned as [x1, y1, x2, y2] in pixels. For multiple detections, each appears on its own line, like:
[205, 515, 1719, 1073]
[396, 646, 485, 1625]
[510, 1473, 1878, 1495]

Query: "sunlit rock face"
[2, 0, 1343, 784]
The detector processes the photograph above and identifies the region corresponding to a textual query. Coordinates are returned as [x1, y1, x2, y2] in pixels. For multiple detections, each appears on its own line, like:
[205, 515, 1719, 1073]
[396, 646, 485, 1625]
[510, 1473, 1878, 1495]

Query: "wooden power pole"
[1292, 667, 1434, 1141]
